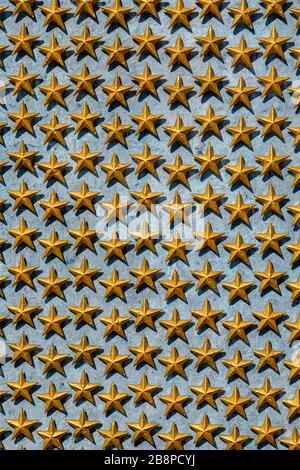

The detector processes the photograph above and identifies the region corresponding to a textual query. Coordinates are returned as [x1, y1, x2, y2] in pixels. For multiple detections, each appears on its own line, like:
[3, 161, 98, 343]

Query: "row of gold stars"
[0, 26, 299, 67]
[0, 0, 299, 28]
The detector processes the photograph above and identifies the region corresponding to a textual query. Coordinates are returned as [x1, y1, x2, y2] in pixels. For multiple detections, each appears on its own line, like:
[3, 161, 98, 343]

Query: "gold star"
[252, 377, 282, 410]
[38, 73, 70, 106]
[37, 266, 69, 299]
[251, 416, 283, 448]
[39, 113, 70, 145]
[6, 408, 38, 442]
[8, 216, 37, 249]
[68, 295, 98, 328]
[70, 101, 101, 135]
[102, 34, 133, 67]
[289, 84, 300, 108]
[255, 260, 285, 293]
[39, 189, 67, 222]
[8, 63, 38, 96]
[160, 308, 191, 340]
[129, 298, 161, 330]
[192, 259, 222, 293]
[98, 344, 129, 376]
[99, 268, 130, 300]
[68, 218, 97, 252]
[100, 192, 131, 222]
[225, 76, 257, 108]
[7, 294, 38, 327]
[128, 373, 159, 405]
[286, 237, 300, 265]
[227, 0, 259, 27]
[131, 104, 162, 136]
[36, 381, 67, 412]
[101, 113, 132, 144]
[164, 34, 195, 69]
[283, 390, 300, 419]
[37, 344, 68, 375]
[37, 419, 68, 450]
[194, 143, 224, 177]
[133, 24, 164, 58]
[8, 255, 37, 288]
[194, 64, 225, 97]
[69, 63, 100, 96]
[98, 420, 128, 450]
[196, 26, 225, 58]
[194, 104, 225, 136]
[70, 24, 100, 58]
[98, 383, 129, 414]
[164, 0, 196, 28]
[69, 181, 99, 213]
[257, 65, 288, 97]
[158, 346, 189, 377]
[101, 73, 133, 108]
[190, 376, 222, 409]
[285, 352, 300, 380]
[257, 106, 287, 138]
[191, 337, 222, 370]
[38, 33, 70, 66]
[224, 192, 255, 225]
[73, 0, 97, 17]
[129, 258, 160, 290]
[100, 306, 130, 338]
[131, 182, 162, 211]
[225, 154, 257, 188]
[258, 26, 290, 59]
[99, 232, 130, 262]
[222, 349, 252, 382]
[161, 232, 191, 262]
[68, 335, 99, 366]
[287, 202, 300, 225]
[68, 371, 99, 404]
[38, 228, 67, 260]
[67, 410, 99, 442]
[197, 0, 224, 18]
[281, 427, 300, 450]
[189, 414, 222, 447]
[286, 274, 300, 301]
[131, 146, 160, 177]
[256, 145, 288, 176]
[38, 304, 69, 337]
[127, 412, 158, 445]
[6, 371, 37, 403]
[284, 312, 300, 343]
[193, 182, 224, 215]
[70, 142, 100, 174]
[223, 232, 255, 265]
[191, 298, 223, 333]
[256, 183, 286, 217]
[129, 335, 159, 367]
[193, 221, 224, 255]
[8, 101, 38, 135]
[101, 0, 132, 28]
[253, 301, 285, 333]
[290, 7, 300, 28]
[135, 0, 160, 17]
[163, 115, 195, 147]
[222, 271, 254, 302]
[219, 425, 250, 450]
[40, 0, 71, 30]
[163, 75, 193, 108]
[226, 115, 257, 147]
[160, 269, 191, 301]
[10, 0, 35, 17]
[255, 223, 286, 255]
[253, 340, 282, 371]
[69, 257, 98, 289]
[7, 140, 38, 174]
[7, 23, 39, 58]
[8, 332, 38, 365]
[222, 309, 255, 343]
[261, 0, 287, 18]
[158, 422, 190, 450]
[130, 221, 158, 254]
[221, 387, 251, 418]
[226, 36, 259, 68]
[131, 64, 162, 97]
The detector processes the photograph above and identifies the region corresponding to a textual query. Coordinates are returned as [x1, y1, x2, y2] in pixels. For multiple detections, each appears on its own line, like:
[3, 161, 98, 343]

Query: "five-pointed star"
[101, 113, 132, 144]
[133, 24, 164, 58]
[194, 63, 225, 97]
[99, 232, 130, 262]
[226, 115, 257, 147]
[8, 255, 37, 288]
[8, 216, 37, 249]
[39, 113, 70, 145]
[193, 182, 224, 215]
[69, 371, 99, 404]
[98, 382, 129, 414]
[131, 181, 162, 210]
[164, 0, 196, 28]
[135, 0, 160, 17]
[68, 295, 98, 327]
[221, 387, 252, 418]
[6, 408, 38, 441]
[197, 0, 224, 18]
[8, 101, 38, 135]
[37, 266, 69, 299]
[222, 309, 255, 343]
[283, 389, 300, 419]
[160, 308, 191, 340]
[99, 345, 129, 376]
[100, 192, 131, 222]
[70, 24, 101, 58]
[253, 301, 285, 333]
[102, 72, 133, 108]
[253, 340, 282, 371]
[225, 154, 257, 188]
[127, 412, 158, 445]
[37, 419, 68, 450]
[220, 425, 250, 450]
[158, 346, 189, 377]
[39, 189, 67, 222]
[163, 74, 193, 107]
[38, 304, 69, 337]
[40, 0, 71, 30]
[7, 140, 38, 173]
[226, 36, 259, 68]
[257, 106, 287, 138]
[99, 268, 130, 300]
[128, 373, 159, 404]
[191, 298, 223, 333]
[36, 381, 68, 412]
[6, 371, 37, 403]
[68, 218, 97, 252]
[129, 258, 160, 290]
[255, 223, 287, 255]
[286, 273, 300, 301]
[129, 221, 159, 254]
[73, 0, 98, 18]
[189, 414, 222, 446]
[38, 73, 70, 106]
[69, 180, 99, 213]
[69, 63, 100, 96]
[256, 183, 286, 216]
[227, 0, 259, 27]
[222, 349, 253, 382]
[129, 297, 161, 329]
[284, 312, 300, 343]
[224, 192, 255, 224]
[252, 377, 282, 410]
[101, 0, 132, 28]
[194, 104, 225, 136]
[223, 232, 255, 265]
[102, 34, 133, 67]
[69, 142, 100, 174]
[129, 335, 159, 367]
[226, 76, 257, 108]
[196, 26, 224, 59]
[161, 232, 191, 262]
[257, 65, 288, 97]
[261, 0, 287, 17]
[286, 237, 300, 265]
[163, 154, 195, 187]
[131, 103, 162, 136]
[222, 271, 254, 302]
[68, 334, 99, 366]
[164, 34, 195, 69]
[192, 259, 222, 293]
[67, 410, 99, 442]
[281, 427, 300, 450]
[194, 143, 224, 177]
[160, 269, 191, 301]
[193, 221, 224, 254]
[191, 337, 222, 370]
[189, 375, 222, 408]
[287, 202, 300, 225]
[69, 257, 98, 289]
[163, 115, 195, 147]
[100, 306, 130, 338]
[7, 23, 39, 58]
[8, 63, 38, 96]
[8, 332, 38, 365]
[38, 33, 70, 66]
[98, 420, 128, 450]
[256, 144, 288, 176]
[70, 101, 101, 135]
[131, 64, 162, 96]
[37, 344, 68, 374]
[258, 26, 290, 59]
[251, 416, 283, 448]
[158, 422, 190, 450]
[7, 294, 39, 327]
